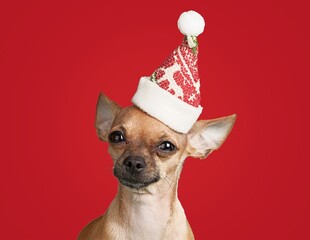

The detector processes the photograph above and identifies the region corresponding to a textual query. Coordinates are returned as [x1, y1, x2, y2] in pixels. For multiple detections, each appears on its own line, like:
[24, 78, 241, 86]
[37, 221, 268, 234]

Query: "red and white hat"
[132, 10, 205, 134]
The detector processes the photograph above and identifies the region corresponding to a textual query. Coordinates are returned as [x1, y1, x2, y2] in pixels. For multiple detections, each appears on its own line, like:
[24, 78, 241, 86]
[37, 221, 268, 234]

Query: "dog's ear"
[186, 114, 236, 159]
[95, 93, 121, 141]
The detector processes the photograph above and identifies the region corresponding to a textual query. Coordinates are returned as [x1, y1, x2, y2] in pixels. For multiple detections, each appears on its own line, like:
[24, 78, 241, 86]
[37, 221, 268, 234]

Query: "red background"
[1, 0, 309, 239]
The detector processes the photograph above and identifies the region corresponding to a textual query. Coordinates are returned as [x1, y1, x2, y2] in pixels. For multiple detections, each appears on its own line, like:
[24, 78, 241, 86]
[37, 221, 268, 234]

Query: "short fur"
[78, 93, 236, 240]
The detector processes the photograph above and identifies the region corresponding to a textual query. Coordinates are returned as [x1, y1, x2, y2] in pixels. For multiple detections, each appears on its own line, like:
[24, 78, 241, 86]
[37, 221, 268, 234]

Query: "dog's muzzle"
[113, 156, 160, 190]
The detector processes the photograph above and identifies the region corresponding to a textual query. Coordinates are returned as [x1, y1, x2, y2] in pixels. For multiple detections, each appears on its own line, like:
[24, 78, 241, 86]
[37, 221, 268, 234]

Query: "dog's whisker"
[165, 175, 175, 182]
[165, 177, 175, 185]
[162, 177, 172, 188]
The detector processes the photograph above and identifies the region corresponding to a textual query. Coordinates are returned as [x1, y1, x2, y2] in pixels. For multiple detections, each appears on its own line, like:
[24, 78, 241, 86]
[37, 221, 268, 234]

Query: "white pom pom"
[177, 10, 205, 37]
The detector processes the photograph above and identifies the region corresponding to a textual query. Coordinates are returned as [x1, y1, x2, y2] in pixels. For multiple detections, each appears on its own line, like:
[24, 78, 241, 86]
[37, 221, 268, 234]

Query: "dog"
[78, 93, 236, 240]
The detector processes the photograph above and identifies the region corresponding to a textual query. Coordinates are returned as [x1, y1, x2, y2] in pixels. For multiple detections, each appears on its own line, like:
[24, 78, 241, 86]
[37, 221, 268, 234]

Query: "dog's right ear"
[186, 114, 236, 159]
[95, 93, 121, 141]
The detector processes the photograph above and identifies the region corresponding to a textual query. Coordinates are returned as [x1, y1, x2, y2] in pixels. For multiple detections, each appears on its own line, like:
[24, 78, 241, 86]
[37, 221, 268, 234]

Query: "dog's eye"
[158, 141, 176, 152]
[109, 131, 125, 143]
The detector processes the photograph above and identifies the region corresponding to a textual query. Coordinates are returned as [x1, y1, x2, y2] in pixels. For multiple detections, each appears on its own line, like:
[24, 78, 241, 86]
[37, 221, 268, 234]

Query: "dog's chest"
[126, 196, 170, 240]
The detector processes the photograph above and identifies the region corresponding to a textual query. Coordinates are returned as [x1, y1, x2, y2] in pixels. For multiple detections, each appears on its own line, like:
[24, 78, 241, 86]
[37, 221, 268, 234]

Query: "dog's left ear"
[186, 114, 237, 159]
[95, 93, 121, 141]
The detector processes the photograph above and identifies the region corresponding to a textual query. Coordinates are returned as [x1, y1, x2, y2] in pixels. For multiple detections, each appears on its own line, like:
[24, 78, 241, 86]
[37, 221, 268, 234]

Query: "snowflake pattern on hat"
[151, 37, 200, 107]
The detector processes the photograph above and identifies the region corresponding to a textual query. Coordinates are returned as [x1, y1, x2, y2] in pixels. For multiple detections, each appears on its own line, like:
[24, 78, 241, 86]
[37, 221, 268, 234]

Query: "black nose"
[123, 156, 146, 174]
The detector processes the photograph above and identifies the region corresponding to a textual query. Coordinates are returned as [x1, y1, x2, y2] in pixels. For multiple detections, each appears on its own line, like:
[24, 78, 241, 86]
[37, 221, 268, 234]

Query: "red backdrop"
[1, 0, 309, 239]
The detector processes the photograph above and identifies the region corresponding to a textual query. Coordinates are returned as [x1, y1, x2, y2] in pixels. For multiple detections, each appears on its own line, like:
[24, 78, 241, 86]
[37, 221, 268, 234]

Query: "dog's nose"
[123, 156, 146, 174]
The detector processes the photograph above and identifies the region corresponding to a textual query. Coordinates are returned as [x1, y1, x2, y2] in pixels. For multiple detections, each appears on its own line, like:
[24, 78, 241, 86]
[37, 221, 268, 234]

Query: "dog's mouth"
[118, 176, 160, 190]
[113, 161, 160, 190]
[117, 175, 160, 190]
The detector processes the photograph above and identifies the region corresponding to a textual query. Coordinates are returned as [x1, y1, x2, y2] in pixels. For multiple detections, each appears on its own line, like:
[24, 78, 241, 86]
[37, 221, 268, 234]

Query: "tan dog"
[78, 93, 236, 240]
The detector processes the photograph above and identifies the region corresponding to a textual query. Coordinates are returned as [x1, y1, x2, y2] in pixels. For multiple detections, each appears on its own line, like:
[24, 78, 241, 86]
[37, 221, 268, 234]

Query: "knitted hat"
[132, 10, 205, 134]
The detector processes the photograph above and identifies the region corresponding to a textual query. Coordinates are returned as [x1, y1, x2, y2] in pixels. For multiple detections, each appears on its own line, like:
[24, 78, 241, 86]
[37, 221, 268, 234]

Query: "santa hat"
[132, 10, 205, 134]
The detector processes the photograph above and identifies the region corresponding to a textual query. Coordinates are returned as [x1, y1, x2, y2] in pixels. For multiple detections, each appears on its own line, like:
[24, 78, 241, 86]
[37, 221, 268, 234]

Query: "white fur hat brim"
[132, 77, 203, 134]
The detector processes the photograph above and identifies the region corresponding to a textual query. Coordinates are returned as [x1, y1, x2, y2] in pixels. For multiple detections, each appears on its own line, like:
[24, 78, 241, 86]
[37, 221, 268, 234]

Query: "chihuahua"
[78, 93, 236, 240]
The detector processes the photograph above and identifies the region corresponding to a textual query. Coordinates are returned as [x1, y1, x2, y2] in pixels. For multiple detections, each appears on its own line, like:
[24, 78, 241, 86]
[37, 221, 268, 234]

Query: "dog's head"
[95, 93, 236, 190]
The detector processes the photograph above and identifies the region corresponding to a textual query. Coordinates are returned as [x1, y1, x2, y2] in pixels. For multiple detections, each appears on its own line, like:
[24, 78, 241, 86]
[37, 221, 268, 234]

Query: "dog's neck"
[117, 181, 176, 238]
[106, 172, 188, 239]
